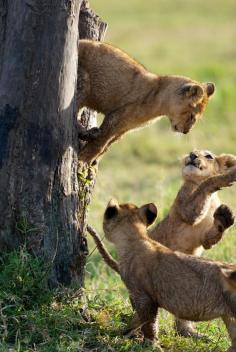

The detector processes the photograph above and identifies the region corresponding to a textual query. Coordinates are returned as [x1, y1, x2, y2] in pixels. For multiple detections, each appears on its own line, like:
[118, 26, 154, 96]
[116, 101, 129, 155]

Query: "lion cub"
[78, 40, 215, 164]
[149, 150, 236, 336]
[150, 150, 236, 256]
[88, 150, 236, 337]
[103, 199, 236, 352]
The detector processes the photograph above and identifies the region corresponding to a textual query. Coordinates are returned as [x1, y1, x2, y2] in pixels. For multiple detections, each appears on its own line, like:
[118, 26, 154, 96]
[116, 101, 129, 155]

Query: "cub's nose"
[190, 152, 197, 161]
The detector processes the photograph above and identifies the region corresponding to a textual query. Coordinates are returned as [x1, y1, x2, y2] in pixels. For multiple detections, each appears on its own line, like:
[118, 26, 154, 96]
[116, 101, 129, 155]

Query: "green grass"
[1, 0, 236, 351]
[0, 249, 231, 352]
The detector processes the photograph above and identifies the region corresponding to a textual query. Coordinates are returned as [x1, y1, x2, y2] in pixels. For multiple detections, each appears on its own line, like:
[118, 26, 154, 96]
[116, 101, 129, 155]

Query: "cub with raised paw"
[150, 150, 236, 256]
[88, 150, 236, 337]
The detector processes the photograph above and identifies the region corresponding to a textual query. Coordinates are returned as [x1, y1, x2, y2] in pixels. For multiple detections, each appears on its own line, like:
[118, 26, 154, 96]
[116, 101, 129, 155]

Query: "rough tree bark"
[0, 0, 106, 287]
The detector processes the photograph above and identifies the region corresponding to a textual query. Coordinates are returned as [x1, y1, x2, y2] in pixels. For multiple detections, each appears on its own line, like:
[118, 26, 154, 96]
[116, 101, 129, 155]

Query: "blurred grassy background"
[85, 0, 236, 350]
[88, 0, 236, 248]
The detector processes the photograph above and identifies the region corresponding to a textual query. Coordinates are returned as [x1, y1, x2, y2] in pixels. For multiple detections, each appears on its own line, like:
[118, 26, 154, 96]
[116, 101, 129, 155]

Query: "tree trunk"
[0, 0, 106, 287]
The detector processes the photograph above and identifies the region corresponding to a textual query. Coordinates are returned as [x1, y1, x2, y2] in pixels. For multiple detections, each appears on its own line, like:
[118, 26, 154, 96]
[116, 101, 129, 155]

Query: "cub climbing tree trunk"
[0, 0, 106, 287]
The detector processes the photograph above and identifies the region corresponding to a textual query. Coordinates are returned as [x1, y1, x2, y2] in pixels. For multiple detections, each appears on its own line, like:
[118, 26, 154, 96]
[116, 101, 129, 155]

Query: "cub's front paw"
[225, 167, 236, 187]
[78, 127, 101, 141]
[79, 143, 98, 165]
[214, 204, 235, 231]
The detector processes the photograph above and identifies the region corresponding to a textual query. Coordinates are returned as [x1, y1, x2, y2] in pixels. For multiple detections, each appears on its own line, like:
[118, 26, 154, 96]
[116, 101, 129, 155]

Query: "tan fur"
[149, 150, 236, 336]
[103, 199, 236, 351]
[77, 40, 215, 164]
[150, 150, 236, 255]
[88, 150, 236, 337]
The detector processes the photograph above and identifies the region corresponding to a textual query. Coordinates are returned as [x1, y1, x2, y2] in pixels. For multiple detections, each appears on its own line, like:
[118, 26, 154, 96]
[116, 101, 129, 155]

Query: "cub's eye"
[205, 154, 214, 160]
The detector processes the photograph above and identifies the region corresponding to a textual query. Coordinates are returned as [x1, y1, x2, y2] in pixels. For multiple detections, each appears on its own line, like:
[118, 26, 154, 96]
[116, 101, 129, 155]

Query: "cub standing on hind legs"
[150, 150, 236, 337]
[88, 150, 236, 337]
[103, 199, 236, 352]
[150, 150, 236, 256]
[77, 40, 215, 164]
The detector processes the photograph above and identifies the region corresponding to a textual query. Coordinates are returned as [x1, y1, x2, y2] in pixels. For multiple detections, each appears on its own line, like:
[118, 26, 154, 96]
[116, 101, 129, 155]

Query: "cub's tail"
[87, 225, 120, 274]
[221, 267, 236, 291]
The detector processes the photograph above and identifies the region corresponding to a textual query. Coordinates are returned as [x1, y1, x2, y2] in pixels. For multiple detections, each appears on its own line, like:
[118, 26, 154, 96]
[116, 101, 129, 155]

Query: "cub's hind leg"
[175, 318, 206, 339]
[133, 294, 159, 342]
[223, 316, 236, 352]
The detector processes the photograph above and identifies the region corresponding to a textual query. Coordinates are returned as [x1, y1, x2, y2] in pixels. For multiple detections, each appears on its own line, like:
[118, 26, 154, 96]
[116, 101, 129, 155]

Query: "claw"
[78, 127, 100, 141]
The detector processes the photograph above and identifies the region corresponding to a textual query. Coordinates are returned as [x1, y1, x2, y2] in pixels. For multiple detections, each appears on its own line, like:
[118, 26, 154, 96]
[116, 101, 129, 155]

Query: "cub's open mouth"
[185, 161, 203, 170]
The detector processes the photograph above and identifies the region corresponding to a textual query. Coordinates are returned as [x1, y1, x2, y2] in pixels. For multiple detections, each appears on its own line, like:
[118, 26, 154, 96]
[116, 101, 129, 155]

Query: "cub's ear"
[181, 83, 204, 99]
[140, 203, 158, 226]
[205, 82, 215, 97]
[216, 154, 236, 172]
[104, 199, 119, 219]
[221, 268, 236, 291]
